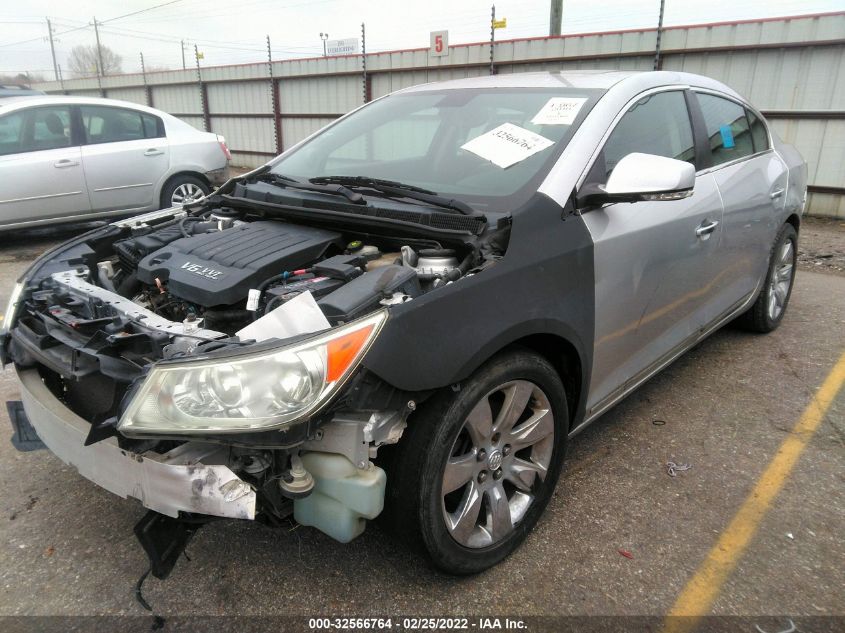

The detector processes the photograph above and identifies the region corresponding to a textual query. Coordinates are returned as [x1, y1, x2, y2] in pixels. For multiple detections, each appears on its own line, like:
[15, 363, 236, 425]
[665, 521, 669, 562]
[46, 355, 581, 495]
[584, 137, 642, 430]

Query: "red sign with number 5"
[430, 30, 448, 57]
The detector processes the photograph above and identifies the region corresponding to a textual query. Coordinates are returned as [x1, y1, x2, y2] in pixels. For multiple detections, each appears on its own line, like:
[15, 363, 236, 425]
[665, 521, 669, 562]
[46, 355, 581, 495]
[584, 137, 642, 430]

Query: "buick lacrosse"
[2, 70, 806, 575]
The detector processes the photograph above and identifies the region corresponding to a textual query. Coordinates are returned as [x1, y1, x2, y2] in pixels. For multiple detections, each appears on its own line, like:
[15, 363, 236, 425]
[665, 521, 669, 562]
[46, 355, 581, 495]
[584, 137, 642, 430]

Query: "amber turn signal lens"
[327, 323, 374, 382]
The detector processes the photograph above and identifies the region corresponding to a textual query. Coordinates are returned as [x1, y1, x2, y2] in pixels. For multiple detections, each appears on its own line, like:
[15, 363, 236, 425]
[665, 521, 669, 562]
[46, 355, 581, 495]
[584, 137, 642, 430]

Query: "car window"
[746, 109, 769, 153]
[21, 106, 73, 152]
[141, 113, 163, 138]
[326, 108, 440, 170]
[273, 88, 605, 210]
[0, 111, 24, 156]
[696, 93, 754, 166]
[80, 106, 162, 144]
[588, 91, 695, 183]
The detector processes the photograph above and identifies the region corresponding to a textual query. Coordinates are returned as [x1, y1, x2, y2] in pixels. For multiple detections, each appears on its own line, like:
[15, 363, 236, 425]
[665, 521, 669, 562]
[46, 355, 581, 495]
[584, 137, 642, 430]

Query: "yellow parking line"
[664, 350, 845, 632]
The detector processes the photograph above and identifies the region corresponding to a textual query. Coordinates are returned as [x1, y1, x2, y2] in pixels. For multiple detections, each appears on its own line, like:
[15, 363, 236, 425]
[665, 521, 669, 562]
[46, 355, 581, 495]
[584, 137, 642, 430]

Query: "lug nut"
[502, 445, 511, 456]
[478, 471, 488, 483]
[476, 448, 487, 462]
[493, 469, 503, 480]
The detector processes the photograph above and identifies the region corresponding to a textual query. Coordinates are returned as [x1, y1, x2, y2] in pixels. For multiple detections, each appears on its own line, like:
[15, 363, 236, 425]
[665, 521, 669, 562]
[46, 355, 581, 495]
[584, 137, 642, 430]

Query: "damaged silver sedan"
[2, 70, 806, 576]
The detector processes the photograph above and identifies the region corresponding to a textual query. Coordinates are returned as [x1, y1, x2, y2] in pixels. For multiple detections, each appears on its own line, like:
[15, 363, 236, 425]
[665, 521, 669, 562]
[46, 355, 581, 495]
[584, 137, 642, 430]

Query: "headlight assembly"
[118, 310, 387, 436]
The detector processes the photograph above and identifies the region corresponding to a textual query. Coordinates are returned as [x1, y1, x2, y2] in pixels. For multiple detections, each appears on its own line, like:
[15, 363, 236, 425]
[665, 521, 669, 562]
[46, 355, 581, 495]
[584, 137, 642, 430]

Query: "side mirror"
[576, 152, 695, 207]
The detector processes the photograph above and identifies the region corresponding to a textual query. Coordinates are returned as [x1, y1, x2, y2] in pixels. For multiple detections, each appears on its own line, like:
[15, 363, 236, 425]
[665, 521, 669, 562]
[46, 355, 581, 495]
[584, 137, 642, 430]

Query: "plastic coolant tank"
[293, 452, 387, 543]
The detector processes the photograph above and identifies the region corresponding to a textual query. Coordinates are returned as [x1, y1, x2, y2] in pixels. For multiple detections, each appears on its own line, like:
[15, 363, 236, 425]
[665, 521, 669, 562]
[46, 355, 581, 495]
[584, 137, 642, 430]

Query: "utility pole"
[92, 17, 106, 77]
[653, 0, 666, 70]
[46, 18, 59, 81]
[549, 0, 563, 36]
[140, 52, 152, 106]
[361, 23, 368, 103]
[181, 39, 186, 70]
[489, 5, 495, 76]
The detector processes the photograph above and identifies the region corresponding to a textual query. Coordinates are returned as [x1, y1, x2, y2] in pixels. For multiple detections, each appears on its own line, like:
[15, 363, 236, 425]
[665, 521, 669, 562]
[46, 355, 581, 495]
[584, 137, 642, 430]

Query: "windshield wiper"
[255, 173, 366, 205]
[309, 175, 479, 216]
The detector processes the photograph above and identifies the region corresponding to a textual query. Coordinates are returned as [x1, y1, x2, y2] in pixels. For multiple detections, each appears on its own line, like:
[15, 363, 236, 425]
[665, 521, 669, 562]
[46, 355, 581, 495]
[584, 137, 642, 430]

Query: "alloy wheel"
[767, 240, 794, 321]
[171, 182, 205, 205]
[441, 380, 555, 549]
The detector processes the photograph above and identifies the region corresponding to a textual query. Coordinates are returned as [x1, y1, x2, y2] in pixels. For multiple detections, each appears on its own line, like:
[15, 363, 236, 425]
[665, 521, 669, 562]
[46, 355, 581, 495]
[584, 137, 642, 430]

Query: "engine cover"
[136, 221, 342, 306]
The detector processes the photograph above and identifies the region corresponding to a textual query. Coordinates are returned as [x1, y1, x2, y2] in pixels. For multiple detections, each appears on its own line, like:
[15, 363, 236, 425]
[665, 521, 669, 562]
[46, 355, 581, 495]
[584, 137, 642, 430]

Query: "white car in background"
[0, 96, 231, 231]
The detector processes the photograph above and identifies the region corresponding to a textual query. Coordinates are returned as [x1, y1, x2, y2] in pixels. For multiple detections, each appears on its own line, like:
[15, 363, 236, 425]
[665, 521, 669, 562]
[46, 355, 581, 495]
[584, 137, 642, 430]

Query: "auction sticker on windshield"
[530, 97, 587, 125]
[461, 122, 554, 169]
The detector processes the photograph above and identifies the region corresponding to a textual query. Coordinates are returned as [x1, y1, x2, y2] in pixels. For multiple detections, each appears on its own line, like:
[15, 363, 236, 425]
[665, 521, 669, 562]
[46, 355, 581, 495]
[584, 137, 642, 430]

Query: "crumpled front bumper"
[16, 368, 255, 520]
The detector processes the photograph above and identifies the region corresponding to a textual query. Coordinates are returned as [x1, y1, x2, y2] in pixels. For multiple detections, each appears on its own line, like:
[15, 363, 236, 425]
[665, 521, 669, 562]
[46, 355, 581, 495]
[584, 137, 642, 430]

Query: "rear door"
[691, 91, 789, 322]
[581, 89, 726, 416]
[79, 105, 169, 212]
[0, 104, 90, 227]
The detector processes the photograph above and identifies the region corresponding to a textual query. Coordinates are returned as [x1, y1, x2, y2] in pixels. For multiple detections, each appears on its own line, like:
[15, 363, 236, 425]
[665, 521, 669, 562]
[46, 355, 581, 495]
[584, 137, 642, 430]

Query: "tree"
[67, 44, 122, 78]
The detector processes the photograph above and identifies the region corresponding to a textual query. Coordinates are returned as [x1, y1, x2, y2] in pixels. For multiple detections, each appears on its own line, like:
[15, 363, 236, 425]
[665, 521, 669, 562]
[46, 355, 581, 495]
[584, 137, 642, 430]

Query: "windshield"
[270, 87, 604, 210]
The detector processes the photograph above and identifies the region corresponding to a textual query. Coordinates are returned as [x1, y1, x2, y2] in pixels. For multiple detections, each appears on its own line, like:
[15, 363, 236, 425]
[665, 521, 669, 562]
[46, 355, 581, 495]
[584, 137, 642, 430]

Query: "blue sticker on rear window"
[720, 125, 735, 149]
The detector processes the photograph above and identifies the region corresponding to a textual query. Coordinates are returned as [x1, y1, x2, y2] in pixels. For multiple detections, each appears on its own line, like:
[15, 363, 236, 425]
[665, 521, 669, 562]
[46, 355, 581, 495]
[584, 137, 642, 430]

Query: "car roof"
[400, 69, 742, 101]
[0, 94, 170, 117]
[0, 85, 44, 95]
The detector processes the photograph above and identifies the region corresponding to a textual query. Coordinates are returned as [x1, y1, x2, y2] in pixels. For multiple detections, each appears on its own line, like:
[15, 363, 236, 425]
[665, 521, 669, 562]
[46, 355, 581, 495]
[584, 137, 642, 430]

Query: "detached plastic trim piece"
[6, 400, 46, 452]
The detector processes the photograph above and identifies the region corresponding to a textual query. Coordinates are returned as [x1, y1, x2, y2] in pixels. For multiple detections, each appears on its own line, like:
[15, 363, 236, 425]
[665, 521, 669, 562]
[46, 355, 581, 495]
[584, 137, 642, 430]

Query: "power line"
[0, 0, 186, 49]
[104, 0, 185, 24]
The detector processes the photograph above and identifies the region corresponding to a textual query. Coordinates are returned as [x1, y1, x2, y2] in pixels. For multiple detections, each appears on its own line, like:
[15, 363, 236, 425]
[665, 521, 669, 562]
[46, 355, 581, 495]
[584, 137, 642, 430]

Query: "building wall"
[32, 12, 845, 217]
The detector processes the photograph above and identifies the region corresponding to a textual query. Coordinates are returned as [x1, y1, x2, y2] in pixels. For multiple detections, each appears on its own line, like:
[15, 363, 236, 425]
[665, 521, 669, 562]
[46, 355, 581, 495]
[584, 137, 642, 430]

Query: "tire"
[739, 223, 798, 333]
[160, 175, 210, 209]
[383, 349, 569, 574]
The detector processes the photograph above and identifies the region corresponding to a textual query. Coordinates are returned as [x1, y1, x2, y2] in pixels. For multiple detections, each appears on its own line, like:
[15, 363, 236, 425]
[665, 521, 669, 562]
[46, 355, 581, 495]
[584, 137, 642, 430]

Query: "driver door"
[580, 89, 725, 416]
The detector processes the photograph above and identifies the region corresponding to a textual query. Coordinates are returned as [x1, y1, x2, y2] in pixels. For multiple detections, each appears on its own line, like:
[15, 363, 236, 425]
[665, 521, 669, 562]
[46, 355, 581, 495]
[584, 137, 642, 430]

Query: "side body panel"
[81, 138, 170, 212]
[362, 194, 595, 427]
[703, 152, 787, 323]
[581, 173, 724, 414]
[0, 146, 90, 226]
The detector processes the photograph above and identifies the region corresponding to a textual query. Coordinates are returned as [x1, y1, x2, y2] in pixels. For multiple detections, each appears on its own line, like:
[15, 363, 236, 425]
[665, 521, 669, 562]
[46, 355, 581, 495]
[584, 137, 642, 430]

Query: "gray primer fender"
[361, 193, 595, 426]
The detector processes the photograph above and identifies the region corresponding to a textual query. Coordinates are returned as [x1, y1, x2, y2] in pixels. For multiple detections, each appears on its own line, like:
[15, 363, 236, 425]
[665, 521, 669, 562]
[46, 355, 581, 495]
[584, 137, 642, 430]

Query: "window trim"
[78, 104, 165, 146]
[744, 107, 770, 155]
[689, 88, 773, 175]
[575, 85, 694, 191]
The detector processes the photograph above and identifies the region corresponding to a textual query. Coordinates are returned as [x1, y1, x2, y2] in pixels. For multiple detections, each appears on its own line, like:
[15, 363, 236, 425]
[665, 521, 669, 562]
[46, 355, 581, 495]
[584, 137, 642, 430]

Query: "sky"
[1, 0, 843, 79]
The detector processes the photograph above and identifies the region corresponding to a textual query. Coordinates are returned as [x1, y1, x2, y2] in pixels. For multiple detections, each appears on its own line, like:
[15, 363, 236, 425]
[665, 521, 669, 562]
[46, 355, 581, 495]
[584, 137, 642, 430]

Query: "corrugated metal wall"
[32, 11, 845, 217]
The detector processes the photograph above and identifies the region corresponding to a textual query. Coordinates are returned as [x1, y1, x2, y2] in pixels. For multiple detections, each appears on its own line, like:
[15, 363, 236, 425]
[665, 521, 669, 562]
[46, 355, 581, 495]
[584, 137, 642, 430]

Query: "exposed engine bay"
[106, 206, 477, 335]
[5, 187, 508, 552]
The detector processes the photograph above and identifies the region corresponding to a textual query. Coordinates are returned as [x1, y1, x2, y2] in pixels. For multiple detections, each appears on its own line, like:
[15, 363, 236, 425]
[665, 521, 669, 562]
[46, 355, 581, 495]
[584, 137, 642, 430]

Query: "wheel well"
[508, 334, 582, 428]
[786, 213, 801, 234]
[161, 171, 209, 197]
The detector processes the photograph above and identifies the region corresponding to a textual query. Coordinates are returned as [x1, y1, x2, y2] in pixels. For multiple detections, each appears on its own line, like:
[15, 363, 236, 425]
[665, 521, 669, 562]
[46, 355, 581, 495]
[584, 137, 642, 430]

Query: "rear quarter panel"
[157, 120, 227, 198]
[772, 131, 808, 218]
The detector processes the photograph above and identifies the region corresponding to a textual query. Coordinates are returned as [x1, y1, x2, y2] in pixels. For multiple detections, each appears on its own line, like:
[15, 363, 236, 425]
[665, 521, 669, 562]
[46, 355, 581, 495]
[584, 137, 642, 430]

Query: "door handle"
[54, 159, 79, 168]
[695, 219, 719, 238]
[770, 188, 785, 199]
[144, 148, 164, 156]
